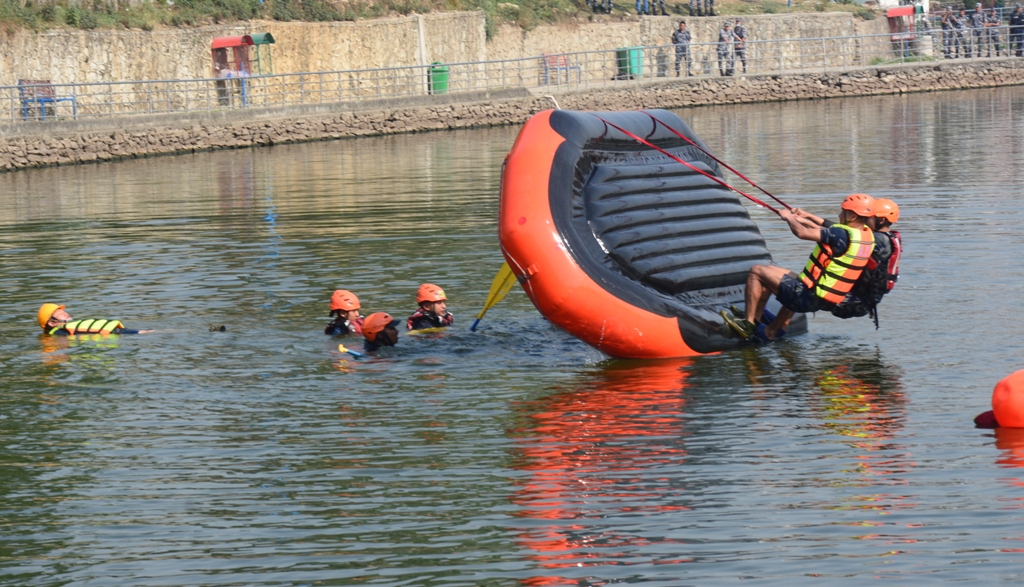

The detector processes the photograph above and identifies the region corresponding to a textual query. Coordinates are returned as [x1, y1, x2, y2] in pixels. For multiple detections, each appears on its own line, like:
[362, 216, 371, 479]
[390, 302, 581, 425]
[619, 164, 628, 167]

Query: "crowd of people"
[940, 4, 1024, 58]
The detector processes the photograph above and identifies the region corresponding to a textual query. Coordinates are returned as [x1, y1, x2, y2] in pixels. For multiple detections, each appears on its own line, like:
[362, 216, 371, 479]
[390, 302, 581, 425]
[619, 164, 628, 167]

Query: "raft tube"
[498, 109, 807, 358]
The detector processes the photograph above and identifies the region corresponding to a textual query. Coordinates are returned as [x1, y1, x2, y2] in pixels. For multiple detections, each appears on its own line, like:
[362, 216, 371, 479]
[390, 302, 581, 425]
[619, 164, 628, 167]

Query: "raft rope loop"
[646, 113, 792, 212]
[593, 115, 782, 217]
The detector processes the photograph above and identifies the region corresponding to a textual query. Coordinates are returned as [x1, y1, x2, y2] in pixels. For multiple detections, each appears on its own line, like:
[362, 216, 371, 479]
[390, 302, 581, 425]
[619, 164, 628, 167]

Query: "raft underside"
[548, 110, 807, 353]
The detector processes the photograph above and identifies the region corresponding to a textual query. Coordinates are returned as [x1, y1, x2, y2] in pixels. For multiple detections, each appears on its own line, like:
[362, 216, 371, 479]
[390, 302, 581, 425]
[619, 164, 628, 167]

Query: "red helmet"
[330, 289, 360, 312]
[841, 193, 874, 218]
[362, 312, 399, 342]
[873, 198, 899, 224]
[416, 283, 448, 304]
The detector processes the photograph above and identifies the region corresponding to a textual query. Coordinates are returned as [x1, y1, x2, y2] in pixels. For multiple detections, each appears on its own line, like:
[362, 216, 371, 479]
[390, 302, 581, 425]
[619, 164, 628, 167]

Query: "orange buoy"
[992, 370, 1024, 428]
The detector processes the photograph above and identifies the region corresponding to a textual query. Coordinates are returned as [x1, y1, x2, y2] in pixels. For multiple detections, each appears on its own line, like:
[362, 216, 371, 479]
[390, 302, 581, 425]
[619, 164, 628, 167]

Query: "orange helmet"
[873, 198, 899, 224]
[841, 193, 874, 218]
[329, 289, 360, 312]
[416, 283, 448, 304]
[37, 303, 65, 330]
[362, 312, 400, 342]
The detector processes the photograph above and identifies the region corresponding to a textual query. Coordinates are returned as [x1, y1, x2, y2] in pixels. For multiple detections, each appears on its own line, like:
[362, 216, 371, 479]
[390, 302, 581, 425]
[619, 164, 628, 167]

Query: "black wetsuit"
[406, 308, 454, 330]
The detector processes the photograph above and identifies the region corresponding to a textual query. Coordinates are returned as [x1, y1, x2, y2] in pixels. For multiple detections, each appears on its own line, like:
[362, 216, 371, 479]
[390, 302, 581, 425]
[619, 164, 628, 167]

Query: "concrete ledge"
[2, 59, 1021, 173]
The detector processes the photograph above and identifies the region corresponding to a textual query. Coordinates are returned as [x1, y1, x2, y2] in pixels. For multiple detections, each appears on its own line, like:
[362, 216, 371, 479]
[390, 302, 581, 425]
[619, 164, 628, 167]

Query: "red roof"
[211, 36, 254, 50]
[887, 6, 916, 17]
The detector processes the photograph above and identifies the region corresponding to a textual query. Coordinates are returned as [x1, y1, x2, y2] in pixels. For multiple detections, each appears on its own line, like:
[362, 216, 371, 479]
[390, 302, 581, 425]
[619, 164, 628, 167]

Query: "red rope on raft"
[593, 115, 782, 217]
[646, 113, 793, 212]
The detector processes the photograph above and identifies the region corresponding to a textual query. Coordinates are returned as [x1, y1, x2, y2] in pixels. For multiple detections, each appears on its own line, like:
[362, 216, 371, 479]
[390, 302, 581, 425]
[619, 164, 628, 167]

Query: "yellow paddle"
[338, 344, 365, 358]
[471, 261, 518, 331]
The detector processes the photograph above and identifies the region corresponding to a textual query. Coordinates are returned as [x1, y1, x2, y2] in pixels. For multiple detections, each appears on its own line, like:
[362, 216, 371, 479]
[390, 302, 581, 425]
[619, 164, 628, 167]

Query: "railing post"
[778, 40, 783, 73]
[822, 38, 827, 72]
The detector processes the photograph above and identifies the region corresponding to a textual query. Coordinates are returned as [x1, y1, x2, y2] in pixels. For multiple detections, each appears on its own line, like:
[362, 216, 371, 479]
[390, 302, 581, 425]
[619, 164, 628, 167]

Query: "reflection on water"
[511, 360, 692, 583]
[4, 88, 1024, 584]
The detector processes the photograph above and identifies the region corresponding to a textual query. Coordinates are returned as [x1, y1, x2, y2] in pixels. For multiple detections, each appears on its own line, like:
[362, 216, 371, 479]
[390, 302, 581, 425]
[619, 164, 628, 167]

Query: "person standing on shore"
[941, 7, 958, 59]
[717, 22, 735, 76]
[970, 3, 987, 57]
[703, 0, 715, 17]
[733, 18, 748, 74]
[986, 7, 1004, 57]
[1012, 5, 1024, 57]
[672, 21, 693, 77]
[957, 8, 972, 58]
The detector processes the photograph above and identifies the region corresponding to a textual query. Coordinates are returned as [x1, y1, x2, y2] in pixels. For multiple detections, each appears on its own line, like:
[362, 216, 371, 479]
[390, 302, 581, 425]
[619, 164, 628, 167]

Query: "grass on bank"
[0, 0, 877, 37]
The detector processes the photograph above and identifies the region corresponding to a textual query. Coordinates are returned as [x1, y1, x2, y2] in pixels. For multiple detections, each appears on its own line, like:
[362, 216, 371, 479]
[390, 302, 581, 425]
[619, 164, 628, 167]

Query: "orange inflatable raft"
[498, 109, 806, 358]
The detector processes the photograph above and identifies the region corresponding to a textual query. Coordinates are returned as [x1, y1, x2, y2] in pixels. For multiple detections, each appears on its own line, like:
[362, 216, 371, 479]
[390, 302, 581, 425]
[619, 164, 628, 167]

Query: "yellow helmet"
[37, 303, 64, 330]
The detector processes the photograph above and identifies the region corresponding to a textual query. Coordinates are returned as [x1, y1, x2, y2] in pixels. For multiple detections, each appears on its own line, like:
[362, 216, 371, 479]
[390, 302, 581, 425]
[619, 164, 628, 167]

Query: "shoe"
[729, 305, 744, 318]
[721, 310, 756, 339]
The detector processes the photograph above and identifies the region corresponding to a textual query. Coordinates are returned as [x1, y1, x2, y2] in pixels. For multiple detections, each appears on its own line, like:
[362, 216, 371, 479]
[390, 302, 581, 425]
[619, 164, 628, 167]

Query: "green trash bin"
[429, 62, 449, 95]
[615, 47, 644, 80]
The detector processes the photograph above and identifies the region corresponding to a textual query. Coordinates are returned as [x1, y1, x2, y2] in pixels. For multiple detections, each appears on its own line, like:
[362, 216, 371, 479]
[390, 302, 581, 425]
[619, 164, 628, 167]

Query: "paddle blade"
[473, 262, 518, 330]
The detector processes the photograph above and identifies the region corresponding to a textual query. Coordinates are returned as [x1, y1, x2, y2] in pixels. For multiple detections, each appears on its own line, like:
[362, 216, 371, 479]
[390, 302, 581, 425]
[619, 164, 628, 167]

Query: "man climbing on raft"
[722, 194, 876, 340]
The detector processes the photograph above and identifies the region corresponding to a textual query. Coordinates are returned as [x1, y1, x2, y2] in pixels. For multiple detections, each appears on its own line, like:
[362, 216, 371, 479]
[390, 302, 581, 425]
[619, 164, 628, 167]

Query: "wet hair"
[330, 309, 342, 318]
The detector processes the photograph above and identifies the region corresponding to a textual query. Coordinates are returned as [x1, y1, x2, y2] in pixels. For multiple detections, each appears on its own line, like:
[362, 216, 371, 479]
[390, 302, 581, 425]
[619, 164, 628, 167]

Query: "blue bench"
[18, 80, 77, 121]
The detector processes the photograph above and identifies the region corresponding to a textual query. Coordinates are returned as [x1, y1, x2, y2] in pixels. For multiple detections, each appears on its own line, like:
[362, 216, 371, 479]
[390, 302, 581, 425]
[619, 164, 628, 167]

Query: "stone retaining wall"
[1, 60, 1020, 173]
[0, 12, 889, 87]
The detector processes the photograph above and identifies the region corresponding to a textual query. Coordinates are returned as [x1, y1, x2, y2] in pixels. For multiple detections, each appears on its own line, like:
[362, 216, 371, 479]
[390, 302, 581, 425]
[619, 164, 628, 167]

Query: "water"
[2, 87, 1024, 585]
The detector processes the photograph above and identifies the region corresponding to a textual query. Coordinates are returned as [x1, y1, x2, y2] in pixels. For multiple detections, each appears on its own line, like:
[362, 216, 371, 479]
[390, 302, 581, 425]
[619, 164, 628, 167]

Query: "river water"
[2, 87, 1024, 585]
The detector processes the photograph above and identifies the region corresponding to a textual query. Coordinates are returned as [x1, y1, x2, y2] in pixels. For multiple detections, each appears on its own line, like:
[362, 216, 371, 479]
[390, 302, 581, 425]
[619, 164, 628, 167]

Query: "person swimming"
[37, 303, 153, 335]
[362, 312, 400, 352]
[406, 283, 454, 330]
[325, 289, 364, 336]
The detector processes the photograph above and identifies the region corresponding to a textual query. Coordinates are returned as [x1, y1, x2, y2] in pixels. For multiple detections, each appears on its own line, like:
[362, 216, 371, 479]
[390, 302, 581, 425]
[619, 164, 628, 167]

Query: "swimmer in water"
[325, 289, 364, 336]
[406, 283, 454, 330]
[38, 303, 154, 335]
[362, 312, 400, 352]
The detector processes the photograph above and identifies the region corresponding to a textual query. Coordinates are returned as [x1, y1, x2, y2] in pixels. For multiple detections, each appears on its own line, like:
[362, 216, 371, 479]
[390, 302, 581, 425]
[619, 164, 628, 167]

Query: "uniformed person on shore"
[970, 3, 987, 57]
[957, 8, 972, 58]
[733, 18, 748, 74]
[703, 0, 715, 17]
[690, 0, 699, 16]
[1011, 4, 1024, 57]
[941, 7, 958, 59]
[672, 20, 693, 77]
[717, 22, 735, 76]
[985, 7, 1003, 57]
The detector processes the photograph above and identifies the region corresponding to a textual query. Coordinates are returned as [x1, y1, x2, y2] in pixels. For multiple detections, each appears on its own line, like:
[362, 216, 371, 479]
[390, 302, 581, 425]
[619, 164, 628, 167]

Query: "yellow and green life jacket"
[49, 319, 124, 336]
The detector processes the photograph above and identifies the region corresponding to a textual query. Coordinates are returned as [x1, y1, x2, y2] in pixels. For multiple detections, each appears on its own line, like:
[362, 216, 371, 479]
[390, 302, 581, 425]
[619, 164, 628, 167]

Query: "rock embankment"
[1, 60, 1021, 173]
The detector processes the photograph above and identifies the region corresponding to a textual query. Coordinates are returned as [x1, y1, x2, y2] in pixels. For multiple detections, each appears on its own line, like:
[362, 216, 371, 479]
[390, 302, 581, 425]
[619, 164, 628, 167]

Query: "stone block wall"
[1, 12, 892, 87]
[2, 59, 1021, 173]
[0, 13, 487, 86]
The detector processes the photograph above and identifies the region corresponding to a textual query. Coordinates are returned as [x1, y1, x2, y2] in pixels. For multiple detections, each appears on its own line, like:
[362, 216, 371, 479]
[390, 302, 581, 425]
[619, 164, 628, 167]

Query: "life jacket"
[49, 319, 124, 336]
[325, 316, 364, 336]
[853, 230, 901, 330]
[406, 308, 454, 331]
[800, 224, 875, 305]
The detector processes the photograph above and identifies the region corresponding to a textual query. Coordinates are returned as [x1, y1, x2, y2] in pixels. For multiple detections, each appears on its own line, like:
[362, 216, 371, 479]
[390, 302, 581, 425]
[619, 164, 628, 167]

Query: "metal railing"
[4, 29, 1021, 124]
